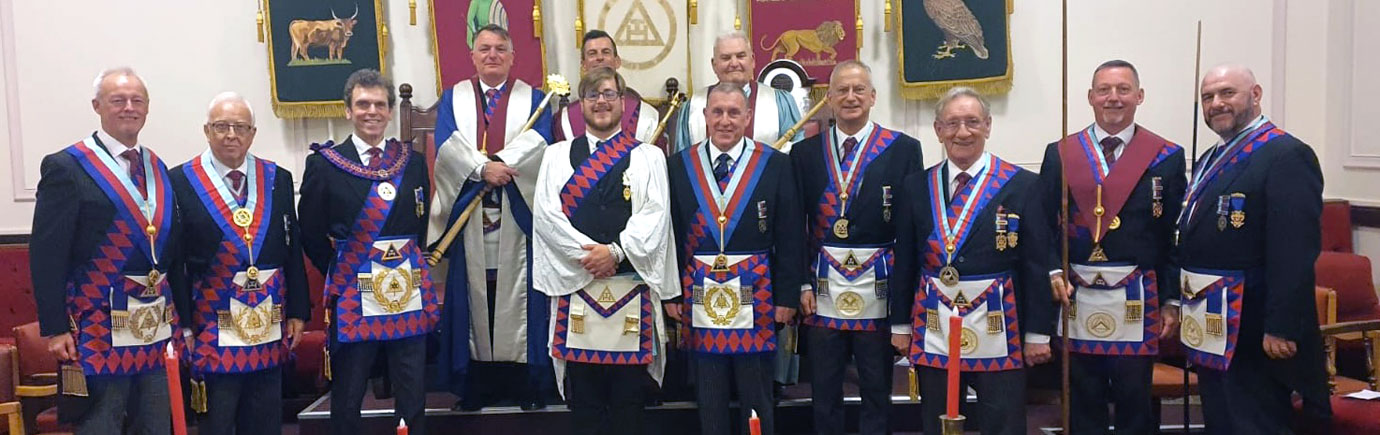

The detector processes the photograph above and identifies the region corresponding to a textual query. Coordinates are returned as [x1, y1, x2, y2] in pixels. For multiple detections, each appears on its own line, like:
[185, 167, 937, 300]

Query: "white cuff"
[608, 243, 626, 264]
[801, 284, 813, 294]
[1048, 269, 1064, 277]
[468, 164, 484, 182]
[1024, 333, 1051, 344]
[1165, 299, 1182, 307]
[891, 324, 913, 335]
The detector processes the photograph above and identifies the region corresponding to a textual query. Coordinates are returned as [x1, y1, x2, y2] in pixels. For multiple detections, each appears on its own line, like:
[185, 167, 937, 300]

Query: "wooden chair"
[12, 322, 65, 434]
[1320, 318, 1380, 433]
[1, 343, 23, 435]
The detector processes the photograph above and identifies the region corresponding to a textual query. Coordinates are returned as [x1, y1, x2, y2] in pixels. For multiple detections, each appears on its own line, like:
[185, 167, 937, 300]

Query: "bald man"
[169, 93, 308, 435]
[673, 32, 804, 154]
[1174, 65, 1329, 433]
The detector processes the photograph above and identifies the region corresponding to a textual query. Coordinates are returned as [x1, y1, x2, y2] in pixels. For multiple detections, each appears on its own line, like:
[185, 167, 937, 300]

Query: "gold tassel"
[689, 0, 698, 25]
[885, 0, 894, 32]
[323, 309, 333, 380]
[532, 3, 542, 38]
[256, 10, 265, 43]
[191, 379, 208, 413]
[734, 12, 741, 30]
[908, 367, 919, 401]
[575, 16, 584, 41]
[409, 0, 417, 26]
[856, 13, 864, 49]
[381, 25, 390, 56]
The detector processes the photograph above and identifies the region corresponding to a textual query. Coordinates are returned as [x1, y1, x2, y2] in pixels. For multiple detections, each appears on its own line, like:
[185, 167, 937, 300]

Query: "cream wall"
[1, 0, 1376, 275]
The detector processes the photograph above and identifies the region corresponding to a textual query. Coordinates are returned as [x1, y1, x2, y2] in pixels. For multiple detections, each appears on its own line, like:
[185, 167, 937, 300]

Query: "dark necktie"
[227, 170, 246, 207]
[714, 153, 733, 189]
[483, 88, 500, 126]
[1101, 136, 1123, 166]
[365, 147, 383, 169]
[121, 148, 146, 197]
[841, 137, 858, 166]
[953, 172, 972, 199]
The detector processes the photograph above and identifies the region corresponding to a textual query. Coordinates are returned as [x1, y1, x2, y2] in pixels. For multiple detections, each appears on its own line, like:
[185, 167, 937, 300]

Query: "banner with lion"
[263, 0, 386, 118]
[747, 0, 859, 87]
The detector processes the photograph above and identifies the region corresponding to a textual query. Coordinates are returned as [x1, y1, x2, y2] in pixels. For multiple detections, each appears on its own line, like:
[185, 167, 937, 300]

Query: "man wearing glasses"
[891, 87, 1056, 435]
[791, 60, 924, 435]
[430, 23, 556, 411]
[1039, 60, 1187, 434]
[553, 30, 659, 146]
[532, 67, 677, 435]
[168, 92, 309, 435]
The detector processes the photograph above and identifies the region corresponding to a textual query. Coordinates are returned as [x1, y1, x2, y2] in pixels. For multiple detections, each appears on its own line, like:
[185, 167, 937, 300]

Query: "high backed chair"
[11, 322, 67, 434]
[1320, 318, 1380, 433]
[1, 344, 23, 435]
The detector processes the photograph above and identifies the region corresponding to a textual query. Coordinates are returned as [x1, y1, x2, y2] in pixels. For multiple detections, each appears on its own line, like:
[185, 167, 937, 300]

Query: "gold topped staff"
[1059, 0, 1072, 433]
[648, 92, 687, 147]
[770, 98, 828, 150]
[427, 74, 571, 266]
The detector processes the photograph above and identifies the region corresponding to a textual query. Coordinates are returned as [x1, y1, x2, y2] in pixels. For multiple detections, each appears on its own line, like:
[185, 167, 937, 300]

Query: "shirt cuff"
[1049, 269, 1064, 277]
[468, 164, 483, 182]
[1024, 333, 1051, 344]
[800, 284, 813, 294]
[891, 324, 912, 335]
[608, 243, 626, 264]
[1165, 299, 1182, 307]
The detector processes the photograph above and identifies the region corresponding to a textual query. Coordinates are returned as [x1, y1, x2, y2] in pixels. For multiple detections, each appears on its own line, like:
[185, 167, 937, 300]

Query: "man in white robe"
[673, 32, 804, 154]
[552, 30, 659, 146]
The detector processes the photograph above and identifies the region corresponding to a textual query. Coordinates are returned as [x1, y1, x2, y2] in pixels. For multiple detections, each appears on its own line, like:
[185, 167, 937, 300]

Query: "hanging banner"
[431, 0, 548, 94]
[747, 0, 859, 87]
[263, 0, 387, 118]
[579, 0, 689, 103]
[896, 0, 1014, 99]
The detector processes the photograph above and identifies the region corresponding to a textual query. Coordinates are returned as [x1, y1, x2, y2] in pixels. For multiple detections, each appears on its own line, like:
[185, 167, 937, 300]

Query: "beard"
[1208, 107, 1255, 137]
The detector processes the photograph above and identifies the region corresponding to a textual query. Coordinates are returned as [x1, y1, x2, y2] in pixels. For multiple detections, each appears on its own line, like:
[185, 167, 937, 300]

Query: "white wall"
[0, 0, 1375, 247]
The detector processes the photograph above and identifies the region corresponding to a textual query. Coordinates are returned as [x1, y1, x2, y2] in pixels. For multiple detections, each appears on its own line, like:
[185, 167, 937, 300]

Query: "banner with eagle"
[262, 0, 387, 118]
[747, 0, 859, 87]
[431, 0, 548, 94]
[896, 0, 1013, 99]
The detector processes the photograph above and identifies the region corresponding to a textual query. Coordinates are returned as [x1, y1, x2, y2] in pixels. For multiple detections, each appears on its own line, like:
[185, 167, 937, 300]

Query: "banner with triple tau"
[747, 0, 860, 87]
[578, 0, 689, 104]
[431, 0, 548, 93]
[263, 0, 387, 118]
[896, 0, 1013, 99]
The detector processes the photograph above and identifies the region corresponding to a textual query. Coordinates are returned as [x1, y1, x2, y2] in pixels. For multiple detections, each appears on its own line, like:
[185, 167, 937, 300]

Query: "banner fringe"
[898, 78, 1013, 100]
[272, 102, 346, 119]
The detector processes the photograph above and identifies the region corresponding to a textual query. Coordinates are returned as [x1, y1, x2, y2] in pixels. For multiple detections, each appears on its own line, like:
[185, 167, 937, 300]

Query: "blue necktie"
[714, 154, 733, 188]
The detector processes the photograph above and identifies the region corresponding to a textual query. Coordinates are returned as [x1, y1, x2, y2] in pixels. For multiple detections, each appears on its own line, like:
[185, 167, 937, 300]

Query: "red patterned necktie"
[1101, 136, 1123, 166]
[365, 147, 383, 169]
[120, 148, 147, 197]
[483, 89, 500, 126]
[841, 137, 858, 166]
[227, 170, 246, 206]
[953, 172, 972, 199]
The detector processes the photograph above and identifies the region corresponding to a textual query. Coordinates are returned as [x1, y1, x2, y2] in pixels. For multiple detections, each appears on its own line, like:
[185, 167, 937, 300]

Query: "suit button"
[957, 256, 966, 263]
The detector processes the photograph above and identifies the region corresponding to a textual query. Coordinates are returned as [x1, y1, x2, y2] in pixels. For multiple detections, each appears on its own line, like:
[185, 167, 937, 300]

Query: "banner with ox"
[896, 0, 1014, 100]
[431, 0, 547, 95]
[578, 0, 690, 104]
[747, 0, 859, 87]
[263, 0, 386, 118]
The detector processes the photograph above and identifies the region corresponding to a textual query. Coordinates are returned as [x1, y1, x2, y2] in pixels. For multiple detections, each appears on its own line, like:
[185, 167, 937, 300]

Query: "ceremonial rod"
[771, 98, 829, 150]
[1059, 0, 1072, 433]
[428, 75, 571, 266]
[648, 92, 687, 145]
[1185, 19, 1203, 435]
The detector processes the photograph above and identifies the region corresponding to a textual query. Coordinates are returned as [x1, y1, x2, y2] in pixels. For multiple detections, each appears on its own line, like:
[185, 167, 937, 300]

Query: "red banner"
[748, 0, 858, 85]
[431, 0, 547, 92]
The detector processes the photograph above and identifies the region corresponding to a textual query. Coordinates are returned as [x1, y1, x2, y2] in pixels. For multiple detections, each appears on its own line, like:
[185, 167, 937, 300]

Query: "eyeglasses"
[209, 122, 255, 135]
[937, 118, 987, 132]
[582, 90, 622, 102]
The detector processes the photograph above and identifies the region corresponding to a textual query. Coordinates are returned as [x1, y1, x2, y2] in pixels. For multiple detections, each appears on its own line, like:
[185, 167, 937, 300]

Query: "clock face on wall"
[759, 59, 813, 111]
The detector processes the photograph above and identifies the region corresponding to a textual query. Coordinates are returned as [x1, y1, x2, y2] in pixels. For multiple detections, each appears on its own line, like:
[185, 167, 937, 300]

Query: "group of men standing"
[29, 22, 1329, 435]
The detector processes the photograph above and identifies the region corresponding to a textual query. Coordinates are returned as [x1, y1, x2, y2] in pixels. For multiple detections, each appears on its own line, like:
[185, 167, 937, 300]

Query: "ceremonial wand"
[427, 75, 572, 266]
[1184, 20, 1203, 435]
[770, 98, 829, 150]
[648, 92, 687, 148]
[1059, 0, 1072, 432]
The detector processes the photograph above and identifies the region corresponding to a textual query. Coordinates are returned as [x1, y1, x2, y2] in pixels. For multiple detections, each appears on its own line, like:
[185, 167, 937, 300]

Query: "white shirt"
[708, 137, 748, 170]
[741, 83, 753, 99]
[833, 123, 875, 162]
[946, 151, 990, 198]
[97, 130, 142, 173]
[351, 134, 386, 166]
[208, 154, 250, 198]
[481, 81, 507, 97]
[1091, 123, 1136, 161]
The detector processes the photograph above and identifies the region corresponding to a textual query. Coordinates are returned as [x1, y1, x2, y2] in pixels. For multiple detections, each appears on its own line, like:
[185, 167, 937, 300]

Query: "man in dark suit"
[299, 69, 438, 435]
[30, 66, 184, 435]
[168, 92, 309, 435]
[1175, 64, 1329, 433]
[1040, 60, 1187, 434]
[890, 86, 1056, 435]
[792, 60, 924, 435]
[666, 83, 806, 435]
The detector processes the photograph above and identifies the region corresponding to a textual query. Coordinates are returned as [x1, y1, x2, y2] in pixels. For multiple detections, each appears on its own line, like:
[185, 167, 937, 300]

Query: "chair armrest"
[0, 400, 23, 435]
[1320, 319, 1380, 336]
[15, 384, 56, 397]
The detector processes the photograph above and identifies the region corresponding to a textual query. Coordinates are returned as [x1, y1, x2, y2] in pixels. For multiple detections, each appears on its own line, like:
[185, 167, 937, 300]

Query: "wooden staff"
[770, 98, 828, 150]
[1184, 20, 1203, 435]
[1059, 0, 1072, 433]
[648, 92, 687, 145]
[427, 75, 571, 266]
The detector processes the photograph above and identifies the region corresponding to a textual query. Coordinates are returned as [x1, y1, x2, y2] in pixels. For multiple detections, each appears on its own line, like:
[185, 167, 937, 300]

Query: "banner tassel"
[856, 13, 864, 49]
[532, 3, 543, 38]
[256, 10, 265, 43]
[885, 0, 894, 32]
[409, 0, 417, 26]
[689, 0, 698, 25]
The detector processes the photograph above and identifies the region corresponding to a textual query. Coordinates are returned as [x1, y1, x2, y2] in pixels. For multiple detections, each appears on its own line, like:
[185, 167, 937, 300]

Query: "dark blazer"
[30, 133, 186, 337]
[889, 160, 1058, 337]
[792, 128, 926, 247]
[298, 138, 430, 277]
[1038, 133, 1188, 302]
[667, 142, 806, 309]
[168, 159, 310, 321]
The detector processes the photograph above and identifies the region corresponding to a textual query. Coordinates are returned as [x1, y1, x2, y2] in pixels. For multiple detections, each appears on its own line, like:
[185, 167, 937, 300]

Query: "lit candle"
[947, 315, 962, 419]
[749, 409, 761, 435]
[397, 419, 409, 435]
[164, 342, 187, 435]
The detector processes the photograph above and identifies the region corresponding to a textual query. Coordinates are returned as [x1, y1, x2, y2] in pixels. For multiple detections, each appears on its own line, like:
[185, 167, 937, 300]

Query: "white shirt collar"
[946, 151, 991, 194]
[208, 153, 249, 180]
[832, 122, 875, 157]
[351, 134, 387, 165]
[742, 83, 753, 98]
[1092, 123, 1136, 159]
[480, 79, 507, 95]
[708, 137, 749, 164]
[96, 130, 140, 156]
[585, 129, 622, 147]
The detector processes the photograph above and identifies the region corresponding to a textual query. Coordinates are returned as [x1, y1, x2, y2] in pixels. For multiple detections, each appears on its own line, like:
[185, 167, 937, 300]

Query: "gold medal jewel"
[836, 291, 864, 316]
[710, 254, 731, 273]
[833, 218, 850, 239]
[232, 208, 253, 228]
[959, 327, 979, 354]
[142, 269, 162, 297]
[246, 266, 260, 280]
[1109, 215, 1121, 230]
[1086, 312, 1117, 338]
[623, 185, 632, 201]
[1183, 315, 1204, 347]
[377, 182, 397, 201]
[939, 265, 961, 287]
[1088, 245, 1109, 262]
